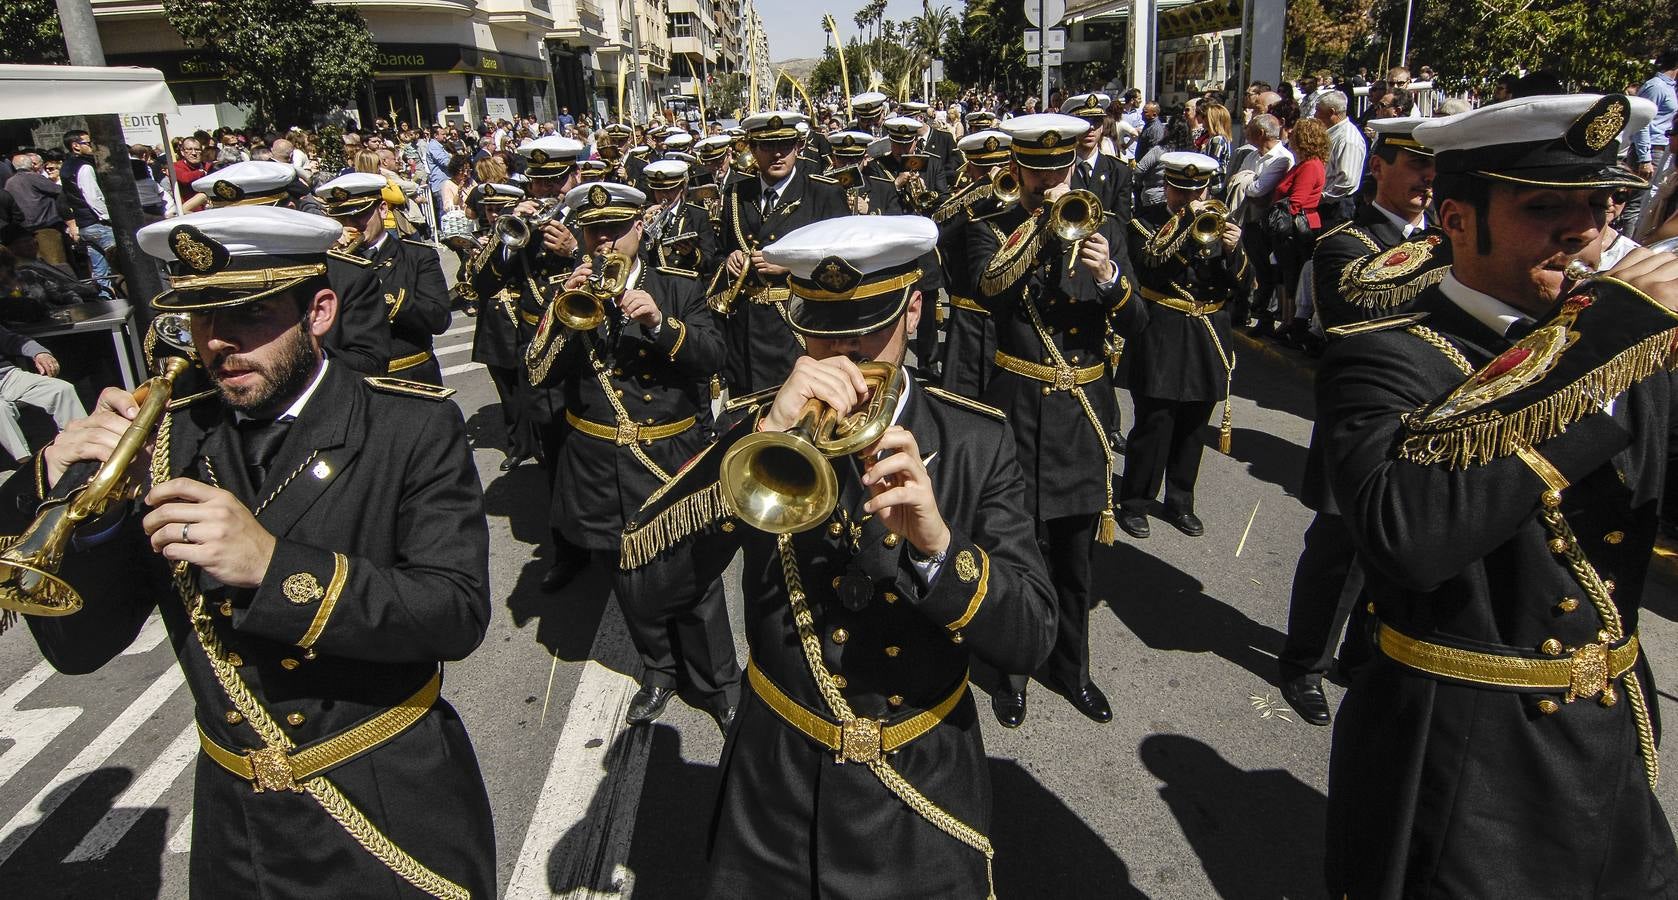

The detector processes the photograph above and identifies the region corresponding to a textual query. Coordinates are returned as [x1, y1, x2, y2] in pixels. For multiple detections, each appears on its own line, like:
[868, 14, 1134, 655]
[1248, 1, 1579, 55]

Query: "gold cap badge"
[588, 184, 611, 208]
[168, 224, 228, 274]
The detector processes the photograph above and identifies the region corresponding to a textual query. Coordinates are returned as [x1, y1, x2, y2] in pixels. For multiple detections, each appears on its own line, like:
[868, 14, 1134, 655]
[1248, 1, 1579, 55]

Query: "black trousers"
[1278, 511, 1369, 681]
[483, 363, 541, 459]
[1119, 396, 1216, 514]
[1008, 513, 1095, 693]
[1242, 227, 1277, 323]
[608, 549, 740, 713]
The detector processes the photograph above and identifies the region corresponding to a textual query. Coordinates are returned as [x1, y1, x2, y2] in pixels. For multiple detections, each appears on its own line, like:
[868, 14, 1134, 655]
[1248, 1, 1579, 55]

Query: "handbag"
[1263, 198, 1310, 243]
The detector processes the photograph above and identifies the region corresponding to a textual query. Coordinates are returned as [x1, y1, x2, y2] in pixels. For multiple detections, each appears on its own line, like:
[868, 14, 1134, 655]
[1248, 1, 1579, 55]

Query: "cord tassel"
[1096, 508, 1119, 546]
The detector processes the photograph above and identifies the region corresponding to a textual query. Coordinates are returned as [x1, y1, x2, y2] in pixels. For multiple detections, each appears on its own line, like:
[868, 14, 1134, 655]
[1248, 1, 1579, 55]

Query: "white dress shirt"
[1324, 117, 1367, 200]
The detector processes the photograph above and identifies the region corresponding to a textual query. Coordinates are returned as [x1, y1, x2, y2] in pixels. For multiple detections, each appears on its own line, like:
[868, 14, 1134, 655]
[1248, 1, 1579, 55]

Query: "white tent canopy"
[0, 64, 177, 120]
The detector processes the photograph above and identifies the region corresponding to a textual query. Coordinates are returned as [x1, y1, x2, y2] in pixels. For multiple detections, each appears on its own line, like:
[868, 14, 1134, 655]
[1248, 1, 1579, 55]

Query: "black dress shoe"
[1281, 675, 1332, 726]
[499, 454, 527, 472]
[1118, 510, 1150, 539]
[1066, 682, 1113, 723]
[1109, 431, 1129, 455]
[711, 705, 736, 734]
[1247, 318, 1275, 338]
[626, 685, 674, 725]
[540, 558, 587, 592]
[991, 690, 1027, 728]
[1163, 508, 1205, 537]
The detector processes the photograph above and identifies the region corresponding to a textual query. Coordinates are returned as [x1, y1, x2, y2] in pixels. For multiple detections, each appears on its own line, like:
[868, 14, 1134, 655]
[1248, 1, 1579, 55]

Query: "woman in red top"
[1273, 116, 1328, 336]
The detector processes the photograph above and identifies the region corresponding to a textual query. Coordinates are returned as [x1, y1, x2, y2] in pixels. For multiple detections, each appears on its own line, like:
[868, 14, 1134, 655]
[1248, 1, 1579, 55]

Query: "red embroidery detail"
[1476, 346, 1532, 383]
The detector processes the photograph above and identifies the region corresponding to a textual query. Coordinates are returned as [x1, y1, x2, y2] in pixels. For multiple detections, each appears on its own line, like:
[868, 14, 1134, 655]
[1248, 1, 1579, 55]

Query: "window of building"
[669, 11, 693, 38]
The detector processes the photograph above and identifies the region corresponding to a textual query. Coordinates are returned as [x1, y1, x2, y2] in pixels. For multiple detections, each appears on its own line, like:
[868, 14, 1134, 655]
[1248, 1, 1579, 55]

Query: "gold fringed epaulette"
[328, 249, 374, 268]
[723, 384, 780, 413]
[978, 214, 1044, 297]
[620, 420, 758, 568]
[1325, 311, 1431, 338]
[923, 385, 1007, 421]
[365, 376, 456, 400]
[1398, 281, 1678, 470]
[1338, 234, 1451, 309]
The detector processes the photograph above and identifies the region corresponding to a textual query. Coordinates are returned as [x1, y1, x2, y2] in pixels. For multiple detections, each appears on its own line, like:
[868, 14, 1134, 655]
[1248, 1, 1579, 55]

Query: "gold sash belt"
[993, 350, 1105, 390]
[198, 673, 440, 793]
[1141, 287, 1225, 317]
[747, 659, 966, 763]
[565, 410, 696, 445]
[387, 350, 433, 373]
[1379, 624, 1639, 702]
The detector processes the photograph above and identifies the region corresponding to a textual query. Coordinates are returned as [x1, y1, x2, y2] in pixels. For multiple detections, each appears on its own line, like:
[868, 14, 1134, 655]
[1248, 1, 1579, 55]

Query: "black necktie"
[762, 188, 777, 216]
[1504, 318, 1538, 342]
[237, 417, 293, 492]
[1079, 160, 1093, 182]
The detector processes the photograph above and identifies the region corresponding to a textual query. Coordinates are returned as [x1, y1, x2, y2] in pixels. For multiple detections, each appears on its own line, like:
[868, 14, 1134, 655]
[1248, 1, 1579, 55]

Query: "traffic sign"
[1045, 50, 1062, 66]
[1026, 52, 1040, 67]
[1024, 30, 1040, 51]
[1022, 0, 1066, 27]
[1045, 27, 1066, 50]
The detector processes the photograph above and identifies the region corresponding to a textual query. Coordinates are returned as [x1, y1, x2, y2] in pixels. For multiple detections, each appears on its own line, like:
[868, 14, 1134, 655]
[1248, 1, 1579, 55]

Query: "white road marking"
[442, 324, 476, 338]
[120, 612, 168, 656]
[0, 665, 185, 866]
[63, 723, 198, 862]
[442, 362, 485, 377]
[434, 343, 473, 357]
[0, 660, 81, 794]
[167, 810, 192, 854]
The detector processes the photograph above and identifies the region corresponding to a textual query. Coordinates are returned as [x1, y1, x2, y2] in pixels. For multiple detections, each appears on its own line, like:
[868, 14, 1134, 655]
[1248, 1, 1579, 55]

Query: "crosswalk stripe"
[167, 810, 192, 855]
[0, 665, 185, 866]
[0, 660, 81, 795]
[120, 612, 168, 656]
[63, 723, 198, 862]
[442, 324, 475, 338]
[434, 343, 473, 357]
[442, 362, 485, 377]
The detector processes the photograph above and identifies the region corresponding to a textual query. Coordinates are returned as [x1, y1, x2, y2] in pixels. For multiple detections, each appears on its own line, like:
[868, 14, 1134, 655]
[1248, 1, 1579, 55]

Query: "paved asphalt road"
[0, 311, 1675, 899]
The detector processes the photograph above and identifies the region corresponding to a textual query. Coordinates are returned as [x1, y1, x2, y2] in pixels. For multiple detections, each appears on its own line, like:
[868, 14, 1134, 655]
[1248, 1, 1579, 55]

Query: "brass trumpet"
[0, 316, 197, 616]
[1188, 199, 1230, 258]
[719, 362, 906, 535]
[552, 251, 632, 332]
[1048, 189, 1104, 274]
[992, 168, 1021, 204]
[495, 198, 566, 251]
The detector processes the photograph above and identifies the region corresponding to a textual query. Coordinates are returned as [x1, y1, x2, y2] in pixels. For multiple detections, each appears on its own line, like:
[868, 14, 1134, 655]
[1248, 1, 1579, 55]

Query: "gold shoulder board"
[923, 386, 1007, 421]
[364, 376, 457, 400]
[328, 249, 373, 267]
[657, 265, 699, 279]
[808, 173, 838, 185]
[1320, 222, 1381, 254]
[970, 204, 1015, 223]
[723, 384, 780, 413]
[1325, 311, 1431, 338]
[1315, 219, 1355, 242]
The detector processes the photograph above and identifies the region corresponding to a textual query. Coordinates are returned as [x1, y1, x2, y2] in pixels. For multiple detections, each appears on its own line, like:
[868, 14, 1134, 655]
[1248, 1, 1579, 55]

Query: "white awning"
[0, 64, 177, 120]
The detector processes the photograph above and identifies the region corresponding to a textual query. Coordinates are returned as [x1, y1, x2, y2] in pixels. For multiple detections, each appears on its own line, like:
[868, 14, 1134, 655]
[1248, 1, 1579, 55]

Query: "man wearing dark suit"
[317, 172, 452, 386]
[621, 214, 1055, 899]
[1279, 117, 1442, 725]
[901, 100, 957, 193]
[641, 159, 722, 275]
[826, 130, 902, 217]
[968, 114, 1148, 728]
[528, 181, 738, 729]
[935, 129, 1011, 398]
[712, 110, 848, 394]
[849, 91, 890, 137]
[1318, 92, 1678, 899]
[1062, 92, 1135, 223]
[5, 206, 494, 897]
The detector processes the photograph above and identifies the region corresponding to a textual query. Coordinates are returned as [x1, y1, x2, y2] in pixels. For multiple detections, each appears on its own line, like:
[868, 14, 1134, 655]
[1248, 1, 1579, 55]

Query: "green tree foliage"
[0, 0, 66, 64]
[162, 0, 376, 130]
[709, 72, 747, 120]
[945, 0, 1034, 92]
[1368, 0, 1674, 93]
[1284, 0, 1376, 77]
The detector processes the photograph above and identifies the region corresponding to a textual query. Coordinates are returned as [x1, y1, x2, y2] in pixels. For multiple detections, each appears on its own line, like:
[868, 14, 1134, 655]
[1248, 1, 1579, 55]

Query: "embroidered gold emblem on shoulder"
[955, 550, 979, 583]
[284, 572, 325, 605]
[364, 376, 457, 400]
[1362, 235, 1438, 282]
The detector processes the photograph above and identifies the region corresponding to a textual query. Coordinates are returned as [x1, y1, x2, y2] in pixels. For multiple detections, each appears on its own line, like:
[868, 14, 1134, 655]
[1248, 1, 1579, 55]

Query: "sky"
[758, 0, 955, 62]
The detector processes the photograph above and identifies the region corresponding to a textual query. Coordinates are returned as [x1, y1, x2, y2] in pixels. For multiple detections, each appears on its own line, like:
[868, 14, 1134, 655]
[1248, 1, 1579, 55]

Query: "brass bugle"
[1188, 199, 1230, 257]
[1049, 189, 1104, 273]
[992, 168, 1020, 205]
[0, 316, 198, 616]
[553, 250, 631, 332]
[495, 198, 565, 251]
[711, 250, 754, 315]
[719, 362, 906, 535]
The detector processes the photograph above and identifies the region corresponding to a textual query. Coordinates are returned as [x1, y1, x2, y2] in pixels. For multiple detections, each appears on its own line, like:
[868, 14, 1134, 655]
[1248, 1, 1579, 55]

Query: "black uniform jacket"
[938, 193, 998, 398]
[1125, 206, 1247, 401]
[531, 263, 722, 549]
[468, 232, 576, 425]
[366, 235, 451, 385]
[968, 201, 1146, 519]
[1071, 151, 1135, 224]
[921, 128, 958, 192]
[5, 362, 495, 898]
[876, 151, 950, 216]
[715, 170, 848, 393]
[649, 201, 723, 276]
[324, 253, 393, 376]
[1316, 283, 1678, 899]
[1310, 204, 1435, 330]
[621, 375, 1056, 898]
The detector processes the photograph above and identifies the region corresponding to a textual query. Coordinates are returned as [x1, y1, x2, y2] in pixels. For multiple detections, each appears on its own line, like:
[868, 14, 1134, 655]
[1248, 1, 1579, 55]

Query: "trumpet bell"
[0, 505, 81, 616]
[555, 290, 606, 331]
[495, 215, 531, 250]
[1188, 200, 1229, 248]
[992, 169, 1020, 204]
[719, 430, 840, 535]
[1049, 190, 1103, 242]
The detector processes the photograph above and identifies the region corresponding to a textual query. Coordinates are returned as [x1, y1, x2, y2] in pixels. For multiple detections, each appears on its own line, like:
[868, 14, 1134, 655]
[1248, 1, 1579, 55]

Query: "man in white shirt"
[1235, 114, 1294, 330]
[1314, 91, 1366, 227]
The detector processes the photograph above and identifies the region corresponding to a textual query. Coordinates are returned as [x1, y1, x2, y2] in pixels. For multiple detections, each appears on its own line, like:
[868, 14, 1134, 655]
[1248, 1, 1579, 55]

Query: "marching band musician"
[967, 113, 1147, 728]
[466, 135, 594, 591]
[1118, 151, 1245, 541]
[577, 159, 611, 183]
[619, 215, 1055, 898]
[899, 101, 957, 190]
[964, 109, 999, 134]
[467, 182, 541, 470]
[526, 181, 739, 729]
[714, 110, 848, 394]
[826, 130, 900, 216]
[1317, 93, 1678, 899]
[877, 116, 951, 215]
[189, 161, 391, 377]
[598, 123, 636, 183]
[692, 134, 743, 190]
[1062, 92, 1135, 224]
[641, 159, 722, 274]
[1278, 118, 1443, 726]
[316, 172, 452, 386]
[850, 91, 890, 136]
[937, 130, 1012, 398]
[5, 206, 495, 897]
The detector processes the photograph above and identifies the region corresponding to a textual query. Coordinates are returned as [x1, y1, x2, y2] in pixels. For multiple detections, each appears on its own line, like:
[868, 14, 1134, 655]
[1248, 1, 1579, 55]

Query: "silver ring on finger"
[181, 523, 191, 543]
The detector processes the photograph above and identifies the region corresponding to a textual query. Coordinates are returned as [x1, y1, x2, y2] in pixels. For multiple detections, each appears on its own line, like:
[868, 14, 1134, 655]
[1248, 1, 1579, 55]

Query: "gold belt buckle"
[1052, 365, 1076, 391]
[614, 422, 640, 445]
[1565, 641, 1617, 707]
[838, 717, 883, 764]
[246, 747, 301, 793]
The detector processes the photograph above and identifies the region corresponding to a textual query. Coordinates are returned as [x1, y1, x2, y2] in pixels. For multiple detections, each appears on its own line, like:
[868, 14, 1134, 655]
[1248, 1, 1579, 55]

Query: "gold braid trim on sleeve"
[944, 549, 991, 630]
[297, 553, 350, 650]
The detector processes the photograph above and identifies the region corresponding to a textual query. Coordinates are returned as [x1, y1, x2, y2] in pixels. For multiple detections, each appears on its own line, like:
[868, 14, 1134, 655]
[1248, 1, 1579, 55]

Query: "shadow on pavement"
[464, 405, 510, 457]
[990, 758, 1148, 898]
[621, 725, 719, 898]
[1097, 541, 1287, 686]
[0, 768, 168, 899]
[1140, 733, 1329, 900]
[1231, 337, 1317, 422]
[1223, 425, 1307, 498]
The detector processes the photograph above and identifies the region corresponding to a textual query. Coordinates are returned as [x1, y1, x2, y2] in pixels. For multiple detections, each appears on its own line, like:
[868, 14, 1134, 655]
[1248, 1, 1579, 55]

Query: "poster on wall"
[484, 97, 514, 122]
